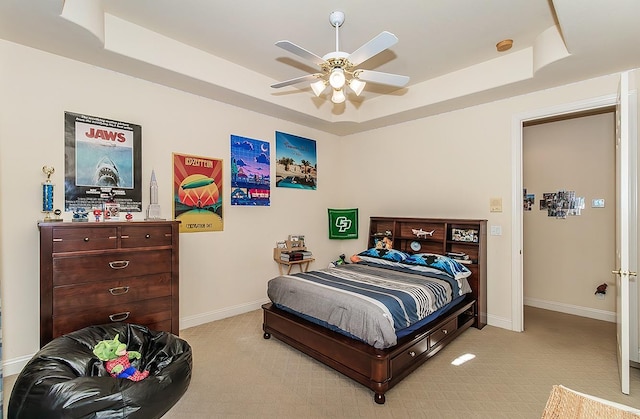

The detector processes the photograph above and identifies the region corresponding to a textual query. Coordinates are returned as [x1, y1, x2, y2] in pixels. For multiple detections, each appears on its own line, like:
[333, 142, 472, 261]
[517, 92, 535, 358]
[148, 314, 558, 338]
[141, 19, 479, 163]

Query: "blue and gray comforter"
[267, 259, 471, 349]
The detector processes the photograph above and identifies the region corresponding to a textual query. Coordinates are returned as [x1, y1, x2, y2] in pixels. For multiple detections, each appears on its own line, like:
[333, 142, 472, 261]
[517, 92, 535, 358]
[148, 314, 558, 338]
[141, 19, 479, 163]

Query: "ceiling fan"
[271, 11, 409, 104]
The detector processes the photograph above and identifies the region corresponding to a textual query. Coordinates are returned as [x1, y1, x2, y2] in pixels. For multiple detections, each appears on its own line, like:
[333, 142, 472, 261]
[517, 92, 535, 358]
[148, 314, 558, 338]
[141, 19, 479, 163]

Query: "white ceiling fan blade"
[356, 70, 409, 87]
[271, 73, 322, 89]
[275, 41, 326, 66]
[347, 31, 398, 67]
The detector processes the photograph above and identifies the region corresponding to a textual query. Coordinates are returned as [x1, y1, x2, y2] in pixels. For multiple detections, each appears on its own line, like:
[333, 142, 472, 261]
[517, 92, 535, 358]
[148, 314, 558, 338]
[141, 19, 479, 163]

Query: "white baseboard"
[3, 298, 270, 378]
[486, 313, 513, 330]
[4, 354, 34, 377]
[179, 298, 269, 330]
[524, 297, 615, 323]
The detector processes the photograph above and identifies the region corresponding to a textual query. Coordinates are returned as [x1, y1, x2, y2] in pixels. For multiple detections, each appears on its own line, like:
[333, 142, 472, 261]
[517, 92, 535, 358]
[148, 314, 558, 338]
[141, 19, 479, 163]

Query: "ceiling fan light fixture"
[331, 88, 346, 104]
[310, 79, 327, 96]
[348, 78, 366, 96]
[329, 68, 346, 89]
[272, 11, 409, 106]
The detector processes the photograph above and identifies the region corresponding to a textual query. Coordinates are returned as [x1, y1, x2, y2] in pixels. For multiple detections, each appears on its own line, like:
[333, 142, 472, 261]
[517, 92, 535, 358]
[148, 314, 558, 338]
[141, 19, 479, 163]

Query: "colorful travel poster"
[173, 153, 223, 233]
[230, 135, 270, 206]
[64, 111, 142, 212]
[275, 131, 317, 190]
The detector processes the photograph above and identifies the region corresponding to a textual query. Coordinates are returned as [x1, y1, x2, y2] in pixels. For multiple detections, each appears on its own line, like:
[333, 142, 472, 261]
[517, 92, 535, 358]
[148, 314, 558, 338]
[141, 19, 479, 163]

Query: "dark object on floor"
[595, 283, 608, 295]
[8, 323, 192, 419]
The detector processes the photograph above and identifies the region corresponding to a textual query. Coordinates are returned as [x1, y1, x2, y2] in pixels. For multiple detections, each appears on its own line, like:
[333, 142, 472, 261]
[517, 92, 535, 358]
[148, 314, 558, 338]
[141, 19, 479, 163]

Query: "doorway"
[511, 94, 619, 332]
[522, 109, 616, 324]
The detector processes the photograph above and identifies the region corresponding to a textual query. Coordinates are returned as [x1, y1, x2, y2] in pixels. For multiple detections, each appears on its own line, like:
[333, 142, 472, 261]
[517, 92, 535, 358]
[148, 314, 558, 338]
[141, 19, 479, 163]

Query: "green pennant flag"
[328, 208, 358, 239]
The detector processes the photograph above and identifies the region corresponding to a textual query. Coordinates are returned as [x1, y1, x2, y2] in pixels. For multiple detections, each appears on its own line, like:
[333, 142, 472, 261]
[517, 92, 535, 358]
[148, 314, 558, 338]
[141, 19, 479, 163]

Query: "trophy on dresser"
[41, 166, 55, 221]
[145, 169, 164, 220]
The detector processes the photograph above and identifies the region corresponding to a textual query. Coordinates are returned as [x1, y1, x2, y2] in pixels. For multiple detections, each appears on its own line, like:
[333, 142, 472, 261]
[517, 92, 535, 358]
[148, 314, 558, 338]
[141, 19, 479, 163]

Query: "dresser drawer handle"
[109, 312, 130, 322]
[84, 237, 89, 242]
[442, 329, 448, 335]
[146, 234, 151, 238]
[408, 351, 416, 358]
[108, 260, 130, 269]
[121, 235, 129, 239]
[108, 286, 130, 295]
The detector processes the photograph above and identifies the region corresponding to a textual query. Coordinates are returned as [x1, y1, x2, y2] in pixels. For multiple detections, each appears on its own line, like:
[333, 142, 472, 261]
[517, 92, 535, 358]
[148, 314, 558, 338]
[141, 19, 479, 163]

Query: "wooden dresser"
[38, 221, 180, 347]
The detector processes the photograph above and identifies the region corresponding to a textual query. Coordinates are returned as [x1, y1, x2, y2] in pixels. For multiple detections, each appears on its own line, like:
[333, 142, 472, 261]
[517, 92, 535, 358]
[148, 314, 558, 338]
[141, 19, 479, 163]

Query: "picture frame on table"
[288, 235, 305, 248]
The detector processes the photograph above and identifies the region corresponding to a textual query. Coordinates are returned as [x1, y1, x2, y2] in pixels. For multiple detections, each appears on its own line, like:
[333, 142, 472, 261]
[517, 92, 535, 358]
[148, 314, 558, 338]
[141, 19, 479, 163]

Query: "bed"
[262, 217, 487, 404]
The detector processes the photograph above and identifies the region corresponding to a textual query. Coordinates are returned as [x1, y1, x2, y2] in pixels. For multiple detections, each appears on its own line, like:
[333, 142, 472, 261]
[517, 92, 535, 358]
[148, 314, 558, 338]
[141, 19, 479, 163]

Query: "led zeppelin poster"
[173, 153, 223, 233]
[275, 131, 317, 190]
[230, 134, 270, 206]
[64, 111, 142, 212]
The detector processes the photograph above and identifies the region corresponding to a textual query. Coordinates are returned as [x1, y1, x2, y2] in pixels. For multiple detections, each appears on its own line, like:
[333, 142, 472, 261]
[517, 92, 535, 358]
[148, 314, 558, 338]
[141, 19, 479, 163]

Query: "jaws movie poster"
[64, 112, 142, 212]
[173, 153, 223, 233]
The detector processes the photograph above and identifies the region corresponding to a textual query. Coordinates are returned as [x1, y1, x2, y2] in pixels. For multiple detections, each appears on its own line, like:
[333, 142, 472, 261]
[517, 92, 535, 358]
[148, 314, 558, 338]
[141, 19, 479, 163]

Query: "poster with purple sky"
[230, 135, 270, 206]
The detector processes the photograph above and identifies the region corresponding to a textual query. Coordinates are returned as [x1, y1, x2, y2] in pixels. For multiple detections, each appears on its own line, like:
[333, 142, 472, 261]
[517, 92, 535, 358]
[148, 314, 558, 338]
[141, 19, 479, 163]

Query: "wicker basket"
[542, 385, 640, 419]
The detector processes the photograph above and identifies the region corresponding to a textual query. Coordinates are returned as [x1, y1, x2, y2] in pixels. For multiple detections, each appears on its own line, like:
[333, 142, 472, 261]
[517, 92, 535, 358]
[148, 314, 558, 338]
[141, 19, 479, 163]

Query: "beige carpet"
[4, 306, 640, 418]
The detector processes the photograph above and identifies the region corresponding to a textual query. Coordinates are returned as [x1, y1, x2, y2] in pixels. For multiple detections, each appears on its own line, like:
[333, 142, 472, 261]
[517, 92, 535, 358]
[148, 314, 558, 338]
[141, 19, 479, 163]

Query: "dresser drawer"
[390, 335, 430, 372]
[121, 225, 173, 248]
[52, 273, 172, 315]
[53, 250, 171, 286]
[53, 296, 172, 337]
[430, 318, 458, 348]
[52, 227, 118, 252]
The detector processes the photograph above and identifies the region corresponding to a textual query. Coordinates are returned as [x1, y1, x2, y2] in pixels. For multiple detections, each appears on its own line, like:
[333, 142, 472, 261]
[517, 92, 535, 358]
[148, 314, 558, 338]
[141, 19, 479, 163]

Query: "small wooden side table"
[273, 247, 314, 275]
[275, 258, 315, 275]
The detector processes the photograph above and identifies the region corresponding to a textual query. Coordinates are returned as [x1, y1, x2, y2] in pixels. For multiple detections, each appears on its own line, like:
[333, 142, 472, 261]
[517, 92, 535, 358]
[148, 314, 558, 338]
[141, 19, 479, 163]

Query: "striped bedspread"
[267, 262, 469, 349]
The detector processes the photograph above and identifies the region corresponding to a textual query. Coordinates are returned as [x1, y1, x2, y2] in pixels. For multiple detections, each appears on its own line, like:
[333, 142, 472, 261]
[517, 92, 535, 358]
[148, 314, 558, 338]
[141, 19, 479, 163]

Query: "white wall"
[338, 75, 622, 328]
[0, 39, 634, 375]
[0, 40, 346, 375]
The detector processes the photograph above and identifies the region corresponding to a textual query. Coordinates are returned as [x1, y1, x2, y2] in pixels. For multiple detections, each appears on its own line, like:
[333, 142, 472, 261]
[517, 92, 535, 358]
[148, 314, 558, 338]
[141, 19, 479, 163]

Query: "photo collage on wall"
[524, 188, 585, 218]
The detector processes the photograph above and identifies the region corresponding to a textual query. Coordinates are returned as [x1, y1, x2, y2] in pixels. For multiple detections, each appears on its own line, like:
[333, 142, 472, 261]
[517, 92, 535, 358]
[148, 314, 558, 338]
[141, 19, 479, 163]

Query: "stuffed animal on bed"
[351, 237, 395, 263]
[93, 334, 150, 381]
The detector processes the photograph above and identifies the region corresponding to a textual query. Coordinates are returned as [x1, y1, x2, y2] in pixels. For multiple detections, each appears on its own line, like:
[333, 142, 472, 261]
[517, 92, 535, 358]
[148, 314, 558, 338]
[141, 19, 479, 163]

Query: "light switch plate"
[592, 198, 605, 208]
[490, 225, 502, 236]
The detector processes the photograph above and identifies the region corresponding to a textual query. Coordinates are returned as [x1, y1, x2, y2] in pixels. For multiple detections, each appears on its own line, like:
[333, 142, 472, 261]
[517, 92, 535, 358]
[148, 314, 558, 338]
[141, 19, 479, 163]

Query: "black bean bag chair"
[8, 323, 192, 419]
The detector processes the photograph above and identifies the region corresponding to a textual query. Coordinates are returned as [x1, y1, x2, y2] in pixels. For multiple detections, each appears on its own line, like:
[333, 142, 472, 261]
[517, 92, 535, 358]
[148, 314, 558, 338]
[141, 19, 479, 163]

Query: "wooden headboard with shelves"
[368, 216, 487, 328]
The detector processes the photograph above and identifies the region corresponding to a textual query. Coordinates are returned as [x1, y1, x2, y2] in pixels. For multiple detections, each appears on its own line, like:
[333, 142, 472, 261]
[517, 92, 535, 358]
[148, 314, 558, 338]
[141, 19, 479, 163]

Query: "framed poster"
[275, 131, 317, 190]
[64, 111, 142, 212]
[173, 153, 223, 233]
[230, 135, 270, 206]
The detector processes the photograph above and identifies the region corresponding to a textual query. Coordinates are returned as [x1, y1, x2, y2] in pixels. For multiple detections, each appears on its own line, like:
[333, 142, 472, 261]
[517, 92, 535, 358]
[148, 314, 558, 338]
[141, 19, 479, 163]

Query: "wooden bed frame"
[262, 217, 487, 404]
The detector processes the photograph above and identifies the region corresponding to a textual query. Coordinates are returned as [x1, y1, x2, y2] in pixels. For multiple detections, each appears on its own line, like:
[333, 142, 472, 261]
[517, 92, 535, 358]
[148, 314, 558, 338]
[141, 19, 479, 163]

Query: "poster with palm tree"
[275, 131, 317, 190]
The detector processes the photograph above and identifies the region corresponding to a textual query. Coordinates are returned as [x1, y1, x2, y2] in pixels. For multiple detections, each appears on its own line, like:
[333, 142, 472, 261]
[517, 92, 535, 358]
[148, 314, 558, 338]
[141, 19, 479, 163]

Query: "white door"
[614, 71, 633, 395]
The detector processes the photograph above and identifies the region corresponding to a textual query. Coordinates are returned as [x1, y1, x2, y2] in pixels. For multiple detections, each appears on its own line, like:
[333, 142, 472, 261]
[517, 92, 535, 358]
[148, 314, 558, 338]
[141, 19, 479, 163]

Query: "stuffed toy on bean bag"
[93, 333, 150, 381]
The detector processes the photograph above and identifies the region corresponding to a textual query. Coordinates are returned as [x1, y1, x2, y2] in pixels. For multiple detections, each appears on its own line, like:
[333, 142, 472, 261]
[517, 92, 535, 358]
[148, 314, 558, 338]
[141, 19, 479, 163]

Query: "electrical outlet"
[596, 293, 605, 300]
[490, 225, 502, 236]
